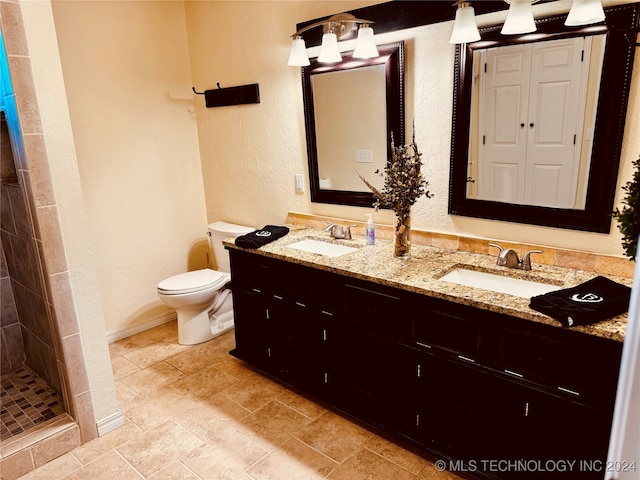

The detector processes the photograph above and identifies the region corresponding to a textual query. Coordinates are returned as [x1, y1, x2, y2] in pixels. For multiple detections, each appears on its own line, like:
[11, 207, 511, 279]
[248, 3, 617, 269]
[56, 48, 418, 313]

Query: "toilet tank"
[207, 221, 254, 272]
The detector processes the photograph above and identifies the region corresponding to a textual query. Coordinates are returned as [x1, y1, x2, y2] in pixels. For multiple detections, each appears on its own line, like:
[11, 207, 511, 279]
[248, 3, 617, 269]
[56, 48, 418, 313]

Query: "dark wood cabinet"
[227, 248, 623, 480]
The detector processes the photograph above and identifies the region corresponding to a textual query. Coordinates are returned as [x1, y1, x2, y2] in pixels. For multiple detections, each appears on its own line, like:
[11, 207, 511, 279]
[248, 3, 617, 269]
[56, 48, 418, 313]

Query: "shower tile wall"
[1, 238, 24, 370]
[0, 151, 61, 396]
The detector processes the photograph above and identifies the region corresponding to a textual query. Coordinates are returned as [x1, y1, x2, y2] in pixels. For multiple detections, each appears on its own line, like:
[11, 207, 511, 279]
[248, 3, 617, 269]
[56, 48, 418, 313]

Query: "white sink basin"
[286, 238, 359, 258]
[439, 268, 561, 298]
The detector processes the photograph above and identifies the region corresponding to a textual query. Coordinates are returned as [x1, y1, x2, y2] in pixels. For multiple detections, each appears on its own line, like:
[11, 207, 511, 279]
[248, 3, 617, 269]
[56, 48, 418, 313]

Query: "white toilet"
[157, 221, 254, 345]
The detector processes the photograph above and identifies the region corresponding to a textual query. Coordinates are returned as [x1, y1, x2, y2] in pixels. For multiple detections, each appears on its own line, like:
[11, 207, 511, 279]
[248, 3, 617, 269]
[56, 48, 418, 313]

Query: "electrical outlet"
[295, 173, 304, 193]
[355, 149, 374, 163]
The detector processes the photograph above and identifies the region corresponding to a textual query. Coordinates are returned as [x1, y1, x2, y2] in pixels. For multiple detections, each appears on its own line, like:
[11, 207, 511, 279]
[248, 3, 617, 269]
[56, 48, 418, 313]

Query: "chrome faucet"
[489, 243, 543, 271]
[325, 222, 357, 240]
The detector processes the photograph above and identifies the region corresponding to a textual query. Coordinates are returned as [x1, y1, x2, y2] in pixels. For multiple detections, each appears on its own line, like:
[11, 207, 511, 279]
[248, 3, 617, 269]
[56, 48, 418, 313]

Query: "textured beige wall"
[184, 0, 378, 230]
[51, 0, 208, 335]
[188, 0, 639, 256]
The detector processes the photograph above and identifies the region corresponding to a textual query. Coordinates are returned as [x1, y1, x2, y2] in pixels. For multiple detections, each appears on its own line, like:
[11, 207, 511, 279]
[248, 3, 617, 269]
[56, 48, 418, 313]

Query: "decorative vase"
[394, 212, 411, 259]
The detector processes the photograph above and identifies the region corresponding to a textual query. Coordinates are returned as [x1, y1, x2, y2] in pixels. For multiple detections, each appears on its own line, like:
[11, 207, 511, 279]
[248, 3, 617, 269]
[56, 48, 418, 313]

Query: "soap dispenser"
[365, 214, 375, 245]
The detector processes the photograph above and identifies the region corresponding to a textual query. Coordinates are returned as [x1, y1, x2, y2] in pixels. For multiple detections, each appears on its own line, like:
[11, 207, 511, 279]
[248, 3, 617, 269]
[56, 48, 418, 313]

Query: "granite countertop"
[225, 225, 630, 342]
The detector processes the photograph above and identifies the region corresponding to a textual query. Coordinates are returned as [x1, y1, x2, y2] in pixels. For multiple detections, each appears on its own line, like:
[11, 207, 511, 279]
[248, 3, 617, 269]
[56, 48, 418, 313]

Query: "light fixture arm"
[290, 13, 375, 40]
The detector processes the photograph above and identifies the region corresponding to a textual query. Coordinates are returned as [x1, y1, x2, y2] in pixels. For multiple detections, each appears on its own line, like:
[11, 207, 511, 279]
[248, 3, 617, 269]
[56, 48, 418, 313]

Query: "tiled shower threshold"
[1, 367, 80, 473]
[0, 413, 78, 459]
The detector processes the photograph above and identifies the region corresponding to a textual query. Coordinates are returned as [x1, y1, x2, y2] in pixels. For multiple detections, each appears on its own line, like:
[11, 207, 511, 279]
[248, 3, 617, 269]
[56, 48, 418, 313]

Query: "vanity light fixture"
[501, 0, 538, 35]
[565, 0, 605, 27]
[449, 2, 481, 44]
[287, 13, 378, 67]
[449, 0, 607, 44]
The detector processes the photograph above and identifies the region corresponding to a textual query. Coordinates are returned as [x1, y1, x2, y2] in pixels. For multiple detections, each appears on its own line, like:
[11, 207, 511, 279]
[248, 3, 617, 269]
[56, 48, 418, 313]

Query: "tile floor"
[15, 322, 464, 480]
[1, 367, 65, 442]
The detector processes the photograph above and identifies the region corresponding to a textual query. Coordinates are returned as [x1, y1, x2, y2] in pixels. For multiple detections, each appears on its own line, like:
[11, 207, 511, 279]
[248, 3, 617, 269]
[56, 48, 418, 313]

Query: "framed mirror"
[302, 42, 404, 207]
[449, 4, 638, 233]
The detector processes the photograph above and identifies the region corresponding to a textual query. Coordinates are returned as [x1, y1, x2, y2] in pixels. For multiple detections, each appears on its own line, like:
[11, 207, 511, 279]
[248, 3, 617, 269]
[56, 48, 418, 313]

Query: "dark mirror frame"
[449, 3, 639, 233]
[302, 42, 404, 207]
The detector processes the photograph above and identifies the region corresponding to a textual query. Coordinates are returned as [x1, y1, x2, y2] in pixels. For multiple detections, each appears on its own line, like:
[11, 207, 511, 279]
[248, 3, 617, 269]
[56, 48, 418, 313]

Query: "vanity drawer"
[500, 323, 622, 408]
[343, 281, 410, 339]
[412, 297, 486, 362]
[229, 250, 291, 301]
[292, 266, 340, 317]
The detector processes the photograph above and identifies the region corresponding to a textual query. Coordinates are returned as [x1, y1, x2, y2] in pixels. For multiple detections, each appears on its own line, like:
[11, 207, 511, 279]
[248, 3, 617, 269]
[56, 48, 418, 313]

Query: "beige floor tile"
[165, 340, 228, 374]
[110, 355, 141, 380]
[365, 434, 431, 475]
[147, 461, 203, 480]
[277, 390, 327, 420]
[179, 391, 251, 425]
[174, 401, 240, 444]
[119, 361, 185, 396]
[123, 340, 189, 369]
[235, 473, 255, 480]
[221, 373, 286, 412]
[71, 418, 142, 465]
[123, 389, 199, 431]
[211, 358, 256, 381]
[327, 447, 416, 480]
[247, 437, 338, 480]
[417, 460, 467, 479]
[182, 431, 268, 480]
[127, 321, 179, 347]
[10, 451, 80, 480]
[116, 421, 203, 477]
[108, 337, 142, 359]
[113, 379, 142, 406]
[239, 400, 313, 451]
[167, 363, 239, 401]
[295, 411, 372, 463]
[62, 450, 144, 480]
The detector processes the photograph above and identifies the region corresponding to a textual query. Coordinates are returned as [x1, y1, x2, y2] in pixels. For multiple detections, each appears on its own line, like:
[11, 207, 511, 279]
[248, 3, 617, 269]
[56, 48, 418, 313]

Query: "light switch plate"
[355, 149, 374, 163]
[295, 173, 304, 193]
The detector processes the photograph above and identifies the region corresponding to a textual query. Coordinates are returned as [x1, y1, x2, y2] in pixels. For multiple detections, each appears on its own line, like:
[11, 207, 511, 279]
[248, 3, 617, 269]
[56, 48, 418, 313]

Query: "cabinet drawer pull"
[322, 329, 328, 341]
[525, 402, 529, 417]
[415, 341, 432, 349]
[295, 301, 307, 308]
[252, 288, 262, 294]
[558, 386, 580, 396]
[457, 355, 475, 363]
[504, 369, 523, 378]
[273, 294, 284, 300]
[321, 310, 334, 317]
[417, 364, 422, 378]
[267, 347, 272, 358]
[324, 372, 329, 384]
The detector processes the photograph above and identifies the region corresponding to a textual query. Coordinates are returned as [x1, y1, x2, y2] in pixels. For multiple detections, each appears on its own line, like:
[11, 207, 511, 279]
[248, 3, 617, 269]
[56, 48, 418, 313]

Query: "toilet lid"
[157, 269, 228, 295]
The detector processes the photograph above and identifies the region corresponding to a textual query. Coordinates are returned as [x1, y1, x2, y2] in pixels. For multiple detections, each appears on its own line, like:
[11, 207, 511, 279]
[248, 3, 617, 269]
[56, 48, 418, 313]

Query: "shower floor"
[0, 366, 65, 442]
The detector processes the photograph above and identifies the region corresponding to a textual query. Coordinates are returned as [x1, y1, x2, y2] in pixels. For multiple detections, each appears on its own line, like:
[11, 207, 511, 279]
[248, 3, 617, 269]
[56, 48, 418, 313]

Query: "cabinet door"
[416, 355, 491, 459]
[230, 290, 289, 375]
[288, 312, 333, 395]
[333, 325, 418, 435]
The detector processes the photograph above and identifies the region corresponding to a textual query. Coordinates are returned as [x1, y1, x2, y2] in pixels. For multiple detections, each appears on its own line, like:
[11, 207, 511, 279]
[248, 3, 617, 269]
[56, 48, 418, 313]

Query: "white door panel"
[478, 37, 590, 208]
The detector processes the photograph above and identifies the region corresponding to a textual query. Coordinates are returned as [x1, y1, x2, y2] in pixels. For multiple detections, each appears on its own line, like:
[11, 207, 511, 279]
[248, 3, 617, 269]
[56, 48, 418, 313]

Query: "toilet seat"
[157, 269, 229, 295]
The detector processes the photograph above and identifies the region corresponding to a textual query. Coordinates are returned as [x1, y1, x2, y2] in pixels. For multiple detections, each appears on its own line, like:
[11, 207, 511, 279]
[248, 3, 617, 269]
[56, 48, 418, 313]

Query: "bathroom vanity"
[226, 228, 626, 480]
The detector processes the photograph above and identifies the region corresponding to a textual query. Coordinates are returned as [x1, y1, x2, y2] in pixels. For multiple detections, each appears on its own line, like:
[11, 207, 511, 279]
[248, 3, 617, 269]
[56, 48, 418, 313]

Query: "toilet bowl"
[157, 221, 254, 345]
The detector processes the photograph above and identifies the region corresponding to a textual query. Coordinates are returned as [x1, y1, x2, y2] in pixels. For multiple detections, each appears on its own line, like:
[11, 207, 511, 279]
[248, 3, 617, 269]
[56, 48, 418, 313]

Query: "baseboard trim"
[106, 311, 176, 343]
[96, 410, 125, 437]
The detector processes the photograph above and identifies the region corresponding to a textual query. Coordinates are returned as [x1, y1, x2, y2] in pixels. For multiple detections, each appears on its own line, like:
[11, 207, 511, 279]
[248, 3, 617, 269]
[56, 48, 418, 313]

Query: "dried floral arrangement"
[357, 127, 434, 219]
